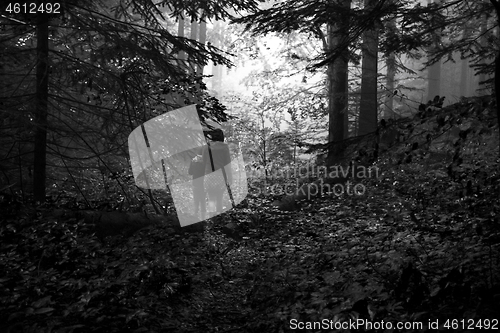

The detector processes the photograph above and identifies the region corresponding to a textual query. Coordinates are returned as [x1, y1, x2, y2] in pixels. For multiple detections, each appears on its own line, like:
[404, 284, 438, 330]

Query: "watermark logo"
[246, 164, 380, 199]
[128, 105, 248, 226]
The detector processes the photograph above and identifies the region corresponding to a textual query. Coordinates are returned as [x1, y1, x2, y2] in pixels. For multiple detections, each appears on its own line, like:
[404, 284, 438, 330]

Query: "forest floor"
[1, 95, 500, 332]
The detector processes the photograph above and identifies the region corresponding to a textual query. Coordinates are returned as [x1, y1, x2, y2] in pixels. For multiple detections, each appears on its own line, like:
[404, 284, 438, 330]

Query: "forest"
[1, 0, 500, 332]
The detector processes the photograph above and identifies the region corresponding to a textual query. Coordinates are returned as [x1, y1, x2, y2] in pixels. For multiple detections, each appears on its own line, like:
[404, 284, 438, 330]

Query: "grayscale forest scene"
[1, 0, 500, 332]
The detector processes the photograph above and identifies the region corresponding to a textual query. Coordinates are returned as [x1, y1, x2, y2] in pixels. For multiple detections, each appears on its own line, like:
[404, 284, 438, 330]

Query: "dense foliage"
[1, 0, 500, 332]
[0, 0, 260, 205]
[1, 95, 499, 332]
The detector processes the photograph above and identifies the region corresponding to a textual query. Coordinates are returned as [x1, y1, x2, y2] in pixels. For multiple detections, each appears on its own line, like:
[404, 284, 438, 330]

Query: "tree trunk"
[177, 11, 185, 64]
[491, 0, 500, 156]
[478, 13, 491, 95]
[384, 18, 396, 119]
[344, 84, 349, 137]
[326, 0, 351, 166]
[427, 57, 441, 101]
[212, 22, 224, 95]
[197, 19, 207, 76]
[358, 0, 379, 135]
[189, 18, 198, 73]
[427, 0, 441, 101]
[260, 114, 268, 179]
[459, 21, 473, 97]
[496, 54, 500, 130]
[384, 53, 396, 118]
[33, 11, 49, 202]
[293, 122, 297, 165]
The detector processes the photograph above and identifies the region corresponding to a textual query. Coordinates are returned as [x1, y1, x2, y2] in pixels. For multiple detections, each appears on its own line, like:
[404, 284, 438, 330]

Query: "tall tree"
[177, 10, 186, 64]
[211, 21, 225, 95]
[326, 1, 351, 164]
[459, 21, 472, 97]
[233, 0, 430, 165]
[421, 0, 497, 96]
[197, 18, 207, 75]
[358, 0, 380, 136]
[189, 17, 198, 73]
[426, 0, 441, 101]
[33, 10, 50, 202]
[477, 11, 492, 95]
[490, 0, 500, 153]
[285, 107, 308, 165]
[234, 0, 384, 165]
[384, 17, 397, 119]
[0, 0, 260, 202]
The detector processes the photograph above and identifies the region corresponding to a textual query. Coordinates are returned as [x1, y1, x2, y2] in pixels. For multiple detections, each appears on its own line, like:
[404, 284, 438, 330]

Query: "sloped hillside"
[1, 95, 499, 332]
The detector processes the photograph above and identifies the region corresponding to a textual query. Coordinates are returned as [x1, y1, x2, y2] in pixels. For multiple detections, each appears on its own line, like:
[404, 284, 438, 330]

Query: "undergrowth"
[1, 95, 500, 332]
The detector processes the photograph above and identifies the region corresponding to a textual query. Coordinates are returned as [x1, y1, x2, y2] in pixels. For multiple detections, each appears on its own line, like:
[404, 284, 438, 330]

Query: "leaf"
[34, 307, 54, 314]
[433, 170, 447, 178]
[32, 296, 52, 308]
[323, 271, 341, 285]
[56, 325, 86, 333]
[126, 310, 148, 323]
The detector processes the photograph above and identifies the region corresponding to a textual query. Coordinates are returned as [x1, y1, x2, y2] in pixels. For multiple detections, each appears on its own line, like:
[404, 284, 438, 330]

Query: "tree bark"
[427, 0, 441, 101]
[189, 18, 198, 73]
[490, 0, 500, 156]
[358, 0, 379, 135]
[177, 11, 185, 64]
[326, 0, 351, 166]
[427, 57, 441, 101]
[478, 12, 489, 95]
[459, 20, 473, 97]
[384, 18, 396, 119]
[259, 113, 268, 179]
[496, 54, 500, 156]
[197, 19, 207, 76]
[212, 22, 224, 95]
[33, 11, 49, 202]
